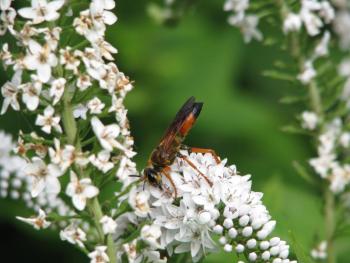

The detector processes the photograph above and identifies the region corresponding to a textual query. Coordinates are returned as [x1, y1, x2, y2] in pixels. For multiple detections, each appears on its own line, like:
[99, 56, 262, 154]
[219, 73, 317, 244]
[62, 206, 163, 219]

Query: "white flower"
[314, 31, 330, 58]
[41, 26, 61, 50]
[90, 0, 117, 26]
[319, 1, 335, 24]
[35, 105, 62, 134]
[66, 171, 99, 211]
[139, 152, 293, 262]
[50, 78, 66, 105]
[333, 11, 350, 50]
[283, 13, 302, 33]
[48, 138, 75, 172]
[59, 47, 80, 73]
[229, 15, 263, 43]
[339, 132, 350, 148]
[1, 69, 21, 114]
[223, 0, 248, 12]
[0, 0, 12, 11]
[300, 7, 323, 36]
[128, 187, 150, 217]
[311, 241, 327, 259]
[24, 40, 58, 83]
[16, 209, 50, 230]
[100, 215, 117, 235]
[141, 224, 162, 249]
[18, 0, 65, 24]
[73, 104, 88, 120]
[89, 150, 114, 173]
[301, 111, 318, 130]
[88, 246, 110, 263]
[91, 116, 128, 153]
[87, 97, 105, 114]
[92, 39, 118, 61]
[297, 60, 316, 85]
[309, 154, 336, 178]
[60, 223, 87, 248]
[20, 75, 42, 111]
[77, 74, 92, 90]
[0, 7, 16, 36]
[25, 157, 62, 197]
[329, 165, 350, 193]
[339, 58, 350, 77]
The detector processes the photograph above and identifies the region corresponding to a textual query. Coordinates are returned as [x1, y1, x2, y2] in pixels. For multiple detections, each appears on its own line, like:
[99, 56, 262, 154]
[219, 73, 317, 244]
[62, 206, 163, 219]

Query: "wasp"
[142, 96, 220, 197]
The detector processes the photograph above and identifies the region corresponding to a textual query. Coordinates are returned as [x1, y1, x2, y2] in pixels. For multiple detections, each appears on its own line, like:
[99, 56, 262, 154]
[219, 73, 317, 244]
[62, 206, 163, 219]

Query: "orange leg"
[178, 154, 212, 186]
[189, 147, 221, 164]
[161, 166, 178, 198]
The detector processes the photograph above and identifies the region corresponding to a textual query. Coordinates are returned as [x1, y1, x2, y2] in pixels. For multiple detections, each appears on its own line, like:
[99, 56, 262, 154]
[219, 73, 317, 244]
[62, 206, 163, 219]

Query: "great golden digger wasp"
[141, 96, 221, 198]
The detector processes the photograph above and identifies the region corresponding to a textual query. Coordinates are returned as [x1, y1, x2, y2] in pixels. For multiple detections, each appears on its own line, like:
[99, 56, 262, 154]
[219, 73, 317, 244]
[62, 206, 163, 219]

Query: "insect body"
[142, 96, 220, 197]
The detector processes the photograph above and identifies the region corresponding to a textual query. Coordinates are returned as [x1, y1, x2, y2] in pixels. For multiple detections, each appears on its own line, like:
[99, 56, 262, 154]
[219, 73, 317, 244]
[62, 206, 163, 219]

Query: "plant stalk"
[61, 88, 117, 263]
[325, 188, 336, 263]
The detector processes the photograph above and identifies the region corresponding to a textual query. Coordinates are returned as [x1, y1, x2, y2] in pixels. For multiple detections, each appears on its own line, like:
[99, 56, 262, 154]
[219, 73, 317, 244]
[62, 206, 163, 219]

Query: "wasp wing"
[158, 96, 202, 152]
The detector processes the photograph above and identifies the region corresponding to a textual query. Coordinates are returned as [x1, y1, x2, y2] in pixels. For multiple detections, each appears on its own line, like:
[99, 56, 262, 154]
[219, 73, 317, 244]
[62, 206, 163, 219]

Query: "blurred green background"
[0, 0, 348, 262]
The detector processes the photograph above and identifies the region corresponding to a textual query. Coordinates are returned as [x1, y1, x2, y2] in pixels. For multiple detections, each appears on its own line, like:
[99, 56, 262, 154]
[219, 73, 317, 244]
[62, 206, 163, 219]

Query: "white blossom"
[91, 116, 129, 154]
[16, 209, 50, 230]
[283, 13, 302, 33]
[311, 241, 327, 260]
[50, 78, 66, 105]
[1, 69, 21, 114]
[0, 0, 12, 11]
[18, 0, 65, 24]
[89, 150, 114, 173]
[88, 97, 105, 114]
[73, 104, 88, 120]
[297, 60, 316, 85]
[301, 111, 318, 130]
[21, 75, 42, 111]
[100, 215, 117, 235]
[60, 223, 87, 248]
[88, 246, 110, 263]
[35, 105, 62, 134]
[48, 138, 75, 172]
[25, 157, 62, 197]
[128, 187, 150, 217]
[66, 171, 99, 211]
[24, 40, 58, 83]
[314, 31, 331, 58]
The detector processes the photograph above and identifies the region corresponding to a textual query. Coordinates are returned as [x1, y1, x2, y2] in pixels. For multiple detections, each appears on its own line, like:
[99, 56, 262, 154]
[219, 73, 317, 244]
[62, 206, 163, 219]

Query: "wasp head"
[143, 167, 162, 190]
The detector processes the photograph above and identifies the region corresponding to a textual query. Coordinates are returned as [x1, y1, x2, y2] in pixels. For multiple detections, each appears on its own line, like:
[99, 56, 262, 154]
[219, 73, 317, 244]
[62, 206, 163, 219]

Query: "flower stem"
[61, 87, 117, 263]
[274, 1, 337, 262]
[325, 187, 336, 263]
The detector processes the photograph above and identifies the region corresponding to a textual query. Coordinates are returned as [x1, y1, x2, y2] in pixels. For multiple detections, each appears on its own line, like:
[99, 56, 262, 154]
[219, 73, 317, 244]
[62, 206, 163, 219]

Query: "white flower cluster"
[121, 152, 296, 263]
[310, 240, 327, 260]
[309, 119, 350, 193]
[332, 0, 350, 51]
[0, 131, 74, 226]
[283, 0, 334, 36]
[0, 0, 136, 261]
[223, 0, 262, 43]
[281, 0, 334, 85]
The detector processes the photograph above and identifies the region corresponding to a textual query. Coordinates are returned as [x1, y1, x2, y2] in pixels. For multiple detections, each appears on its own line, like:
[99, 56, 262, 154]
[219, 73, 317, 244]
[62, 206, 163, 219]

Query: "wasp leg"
[177, 153, 213, 186]
[182, 146, 221, 164]
[161, 167, 178, 198]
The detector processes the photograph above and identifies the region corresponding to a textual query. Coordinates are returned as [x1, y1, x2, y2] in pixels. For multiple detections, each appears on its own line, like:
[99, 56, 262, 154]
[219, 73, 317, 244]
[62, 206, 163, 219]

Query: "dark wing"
[158, 96, 197, 150]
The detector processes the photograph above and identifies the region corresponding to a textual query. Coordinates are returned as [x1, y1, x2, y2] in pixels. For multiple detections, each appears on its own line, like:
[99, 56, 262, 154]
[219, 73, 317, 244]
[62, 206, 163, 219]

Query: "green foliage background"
[0, 0, 348, 262]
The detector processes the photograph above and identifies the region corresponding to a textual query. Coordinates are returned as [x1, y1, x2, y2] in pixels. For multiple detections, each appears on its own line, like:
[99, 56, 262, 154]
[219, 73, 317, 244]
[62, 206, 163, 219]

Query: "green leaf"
[262, 70, 296, 82]
[281, 124, 310, 135]
[279, 95, 305, 104]
[292, 161, 319, 188]
[288, 230, 313, 263]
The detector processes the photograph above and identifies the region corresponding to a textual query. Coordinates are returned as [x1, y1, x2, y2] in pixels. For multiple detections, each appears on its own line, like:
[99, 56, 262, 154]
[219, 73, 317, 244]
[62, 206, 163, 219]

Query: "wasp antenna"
[129, 174, 141, 178]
